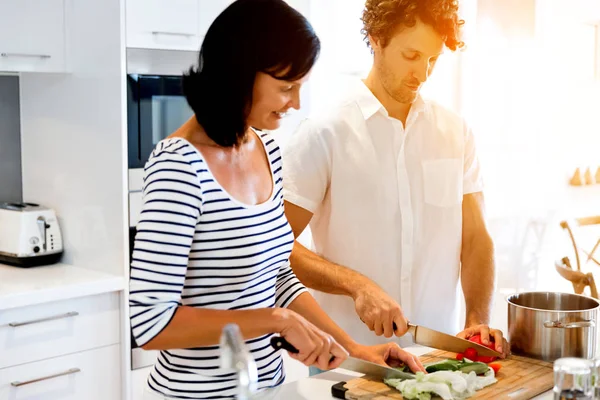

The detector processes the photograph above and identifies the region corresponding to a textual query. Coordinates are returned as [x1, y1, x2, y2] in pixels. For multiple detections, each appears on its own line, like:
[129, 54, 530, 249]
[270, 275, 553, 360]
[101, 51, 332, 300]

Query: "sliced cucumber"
[424, 359, 463, 373]
[458, 362, 489, 375]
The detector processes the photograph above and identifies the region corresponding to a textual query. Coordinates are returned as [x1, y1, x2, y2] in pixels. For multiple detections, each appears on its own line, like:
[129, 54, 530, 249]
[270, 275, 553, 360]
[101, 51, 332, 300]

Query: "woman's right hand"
[274, 308, 348, 370]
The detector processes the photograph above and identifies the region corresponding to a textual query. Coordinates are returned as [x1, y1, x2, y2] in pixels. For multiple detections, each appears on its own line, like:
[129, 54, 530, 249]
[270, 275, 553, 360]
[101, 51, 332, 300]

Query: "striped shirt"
[129, 133, 307, 399]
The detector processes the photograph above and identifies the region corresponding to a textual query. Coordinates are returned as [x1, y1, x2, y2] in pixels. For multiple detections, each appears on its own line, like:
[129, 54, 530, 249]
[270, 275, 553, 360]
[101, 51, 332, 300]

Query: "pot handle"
[544, 320, 595, 329]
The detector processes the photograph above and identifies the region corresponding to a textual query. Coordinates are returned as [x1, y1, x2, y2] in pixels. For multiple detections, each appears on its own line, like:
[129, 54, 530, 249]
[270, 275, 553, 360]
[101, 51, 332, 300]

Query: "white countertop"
[268, 346, 553, 400]
[0, 263, 125, 310]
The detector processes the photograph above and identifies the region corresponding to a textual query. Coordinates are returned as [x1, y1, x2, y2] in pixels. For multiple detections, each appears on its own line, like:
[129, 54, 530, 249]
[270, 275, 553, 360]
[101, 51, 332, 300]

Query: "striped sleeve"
[129, 148, 202, 347]
[274, 261, 307, 308]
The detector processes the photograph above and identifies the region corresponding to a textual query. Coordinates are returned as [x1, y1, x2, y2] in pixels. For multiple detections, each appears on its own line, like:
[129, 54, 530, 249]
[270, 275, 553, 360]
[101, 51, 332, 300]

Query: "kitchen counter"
[0, 263, 125, 310]
[266, 346, 553, 399]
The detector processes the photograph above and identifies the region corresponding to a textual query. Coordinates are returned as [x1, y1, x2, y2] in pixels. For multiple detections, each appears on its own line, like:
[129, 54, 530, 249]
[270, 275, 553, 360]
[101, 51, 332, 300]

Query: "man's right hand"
[352, 283, 408, 338]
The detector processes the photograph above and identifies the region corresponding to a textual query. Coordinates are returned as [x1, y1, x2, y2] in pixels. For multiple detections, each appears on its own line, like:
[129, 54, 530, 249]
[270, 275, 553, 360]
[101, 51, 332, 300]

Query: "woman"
[129, 1, 424, 398]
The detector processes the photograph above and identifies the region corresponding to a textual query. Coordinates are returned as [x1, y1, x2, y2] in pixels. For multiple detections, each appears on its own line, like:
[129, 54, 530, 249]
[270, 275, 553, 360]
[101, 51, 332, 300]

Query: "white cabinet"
[198, 0, 234, 37]
[0, 345, 121, 400]
[0, 0, 67, 73]
[126, 0, 234, 51]
[0, 289, 122, 399]
[0, 292, 120, 369]
[126, 0, 201, 51]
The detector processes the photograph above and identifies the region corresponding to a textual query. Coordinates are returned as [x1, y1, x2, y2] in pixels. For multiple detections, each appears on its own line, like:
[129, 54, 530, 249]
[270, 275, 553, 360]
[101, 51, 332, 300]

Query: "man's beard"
[392, 86, 418, 104]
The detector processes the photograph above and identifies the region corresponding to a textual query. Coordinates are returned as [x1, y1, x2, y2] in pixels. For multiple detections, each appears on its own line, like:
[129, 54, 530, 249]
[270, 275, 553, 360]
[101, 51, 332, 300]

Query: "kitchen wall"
[20, 0, 127, 277]
[0, 76, 22, 203]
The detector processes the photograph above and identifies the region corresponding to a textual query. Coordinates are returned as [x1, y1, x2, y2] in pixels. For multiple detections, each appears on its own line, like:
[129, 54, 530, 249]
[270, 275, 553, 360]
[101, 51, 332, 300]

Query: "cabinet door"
[198, 0, 233, 37]
[127, 0, 201, 51]
[0, 345, 121, 400]
[0, 0, 67, 72]
[0, 292, 120, 369]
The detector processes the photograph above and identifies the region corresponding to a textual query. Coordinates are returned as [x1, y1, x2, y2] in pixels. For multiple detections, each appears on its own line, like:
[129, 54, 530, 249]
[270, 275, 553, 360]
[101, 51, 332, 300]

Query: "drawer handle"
[151, 31, 195, 37]
[1, 52, 52, 59]
[11, 368, 81, 387]
[9, 311, 79, 327]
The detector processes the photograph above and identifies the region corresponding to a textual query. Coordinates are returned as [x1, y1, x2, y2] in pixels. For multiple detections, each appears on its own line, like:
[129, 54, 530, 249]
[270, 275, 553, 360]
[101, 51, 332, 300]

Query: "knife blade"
[269, 337, 416, 381]
[338, 357, 416, 380]
[407, 322, 502, 357]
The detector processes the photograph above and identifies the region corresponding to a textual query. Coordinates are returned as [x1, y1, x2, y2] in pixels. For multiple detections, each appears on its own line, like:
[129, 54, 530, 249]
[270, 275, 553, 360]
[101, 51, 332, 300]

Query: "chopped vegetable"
[468, 335, 485, 346]
[455, 335, 500, 363]
[488, 363, 501, 374]
[424, 360, 462, 373]
[423, 359, 489, 375]
[457, 362, 489, 375]
[385, 367, 498, 400]
[455, 353, 464, 361]
[476, 355, 496, 363]
[463, 348, 478, 361]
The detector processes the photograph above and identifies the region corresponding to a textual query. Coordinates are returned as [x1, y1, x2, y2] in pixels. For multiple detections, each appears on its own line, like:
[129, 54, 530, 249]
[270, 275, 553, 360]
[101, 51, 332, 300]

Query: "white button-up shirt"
[282, 80, 484, 346]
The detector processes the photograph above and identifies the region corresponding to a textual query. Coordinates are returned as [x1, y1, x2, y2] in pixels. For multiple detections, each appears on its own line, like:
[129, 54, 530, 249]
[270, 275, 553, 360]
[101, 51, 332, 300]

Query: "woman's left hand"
[349, 343, 426, 373]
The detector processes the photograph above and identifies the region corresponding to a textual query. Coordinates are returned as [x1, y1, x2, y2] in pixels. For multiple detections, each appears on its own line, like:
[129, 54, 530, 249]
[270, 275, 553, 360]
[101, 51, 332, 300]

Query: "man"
[283, 0, 509, 357]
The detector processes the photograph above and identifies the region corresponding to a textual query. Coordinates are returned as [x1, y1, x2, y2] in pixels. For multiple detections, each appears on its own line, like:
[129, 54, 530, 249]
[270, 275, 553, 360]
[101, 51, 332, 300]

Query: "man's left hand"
[456, 324, 510, 358]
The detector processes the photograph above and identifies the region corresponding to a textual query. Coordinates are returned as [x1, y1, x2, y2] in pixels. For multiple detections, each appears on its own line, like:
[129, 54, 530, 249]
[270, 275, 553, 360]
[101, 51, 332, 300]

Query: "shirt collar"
[353, 79, 429, 121]
[354, 80, 386, 120]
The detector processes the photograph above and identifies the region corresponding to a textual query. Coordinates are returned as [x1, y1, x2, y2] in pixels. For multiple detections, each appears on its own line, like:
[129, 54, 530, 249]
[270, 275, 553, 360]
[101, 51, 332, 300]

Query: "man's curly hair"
[361, 0, 465, 51]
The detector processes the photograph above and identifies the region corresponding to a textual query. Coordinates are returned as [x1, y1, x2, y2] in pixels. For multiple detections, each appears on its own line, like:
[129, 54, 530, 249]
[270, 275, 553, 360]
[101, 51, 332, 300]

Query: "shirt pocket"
[422, 158, 463, 207]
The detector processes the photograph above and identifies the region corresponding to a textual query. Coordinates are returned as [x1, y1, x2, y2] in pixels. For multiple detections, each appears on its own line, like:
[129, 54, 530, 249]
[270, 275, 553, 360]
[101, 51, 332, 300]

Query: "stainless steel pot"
[507, 292, 599, 361]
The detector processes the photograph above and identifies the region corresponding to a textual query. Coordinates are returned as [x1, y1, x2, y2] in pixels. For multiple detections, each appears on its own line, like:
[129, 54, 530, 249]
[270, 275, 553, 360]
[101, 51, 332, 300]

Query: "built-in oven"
[127, 73, 194, 169]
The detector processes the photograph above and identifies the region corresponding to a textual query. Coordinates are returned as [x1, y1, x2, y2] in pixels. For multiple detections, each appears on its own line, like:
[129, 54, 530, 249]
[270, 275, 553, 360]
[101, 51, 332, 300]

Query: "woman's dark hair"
[182, 0, 320, 147]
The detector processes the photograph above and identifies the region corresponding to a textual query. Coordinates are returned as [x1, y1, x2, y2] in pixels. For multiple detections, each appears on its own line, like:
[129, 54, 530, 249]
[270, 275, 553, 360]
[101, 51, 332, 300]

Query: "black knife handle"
[270, 336, 338, 363]
[270, 336, 299, 354]
[331, 382, 348, 399]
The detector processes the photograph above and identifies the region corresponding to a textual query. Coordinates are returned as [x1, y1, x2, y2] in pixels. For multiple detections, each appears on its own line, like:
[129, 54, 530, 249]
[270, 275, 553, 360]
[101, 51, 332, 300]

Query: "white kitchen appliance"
[0, 202, 63, 267]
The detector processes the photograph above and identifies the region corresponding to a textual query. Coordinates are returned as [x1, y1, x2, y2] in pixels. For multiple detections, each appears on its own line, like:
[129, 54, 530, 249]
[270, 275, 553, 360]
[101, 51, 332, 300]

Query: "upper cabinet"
[0, 0, 68, 73]
[198, 0, 234, 37]
[126, 0, 200, 51]
[126, 0, 233, 51]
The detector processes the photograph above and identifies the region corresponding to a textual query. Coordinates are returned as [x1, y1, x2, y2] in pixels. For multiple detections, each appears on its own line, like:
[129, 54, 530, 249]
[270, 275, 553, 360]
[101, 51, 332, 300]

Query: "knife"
[406, 322, 502, 357]
[270, 337, 416, 380]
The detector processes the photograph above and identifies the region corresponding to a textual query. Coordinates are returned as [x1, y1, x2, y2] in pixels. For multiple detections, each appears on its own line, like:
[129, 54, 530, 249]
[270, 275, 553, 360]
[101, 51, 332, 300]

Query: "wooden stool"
[560, 216, 600, 271]
[555, 257, 598, 299]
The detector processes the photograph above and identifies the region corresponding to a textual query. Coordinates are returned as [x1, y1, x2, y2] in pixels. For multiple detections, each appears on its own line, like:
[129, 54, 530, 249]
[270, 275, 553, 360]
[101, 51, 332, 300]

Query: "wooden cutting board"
[334, 350, 554, 400]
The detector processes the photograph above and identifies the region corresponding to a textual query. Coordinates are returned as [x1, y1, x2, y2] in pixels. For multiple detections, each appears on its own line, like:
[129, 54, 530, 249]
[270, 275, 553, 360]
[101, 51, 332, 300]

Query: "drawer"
[0, 292, 120, 369]
[0, 344, 121, 400]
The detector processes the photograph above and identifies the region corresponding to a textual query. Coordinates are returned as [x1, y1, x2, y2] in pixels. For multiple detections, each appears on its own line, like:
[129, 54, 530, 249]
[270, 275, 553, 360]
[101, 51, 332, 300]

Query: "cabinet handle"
[11, 368, 81, 387]
[151, 31, 195, 37]
[1, 52, 51, 59]
[9, 311, 79, 327]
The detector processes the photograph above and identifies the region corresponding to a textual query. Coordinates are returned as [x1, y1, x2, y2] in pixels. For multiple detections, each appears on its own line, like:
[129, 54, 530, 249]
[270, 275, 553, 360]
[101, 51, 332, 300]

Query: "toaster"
[0, 202, 63, 267]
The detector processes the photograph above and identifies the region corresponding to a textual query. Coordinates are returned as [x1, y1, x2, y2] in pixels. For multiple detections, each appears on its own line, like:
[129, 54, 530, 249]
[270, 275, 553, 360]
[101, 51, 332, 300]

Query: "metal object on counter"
[553, 357, 593, 399]
[407, 322, 501, 357]
[508, 292, 599, 362]
[220, 324, 258, 399]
